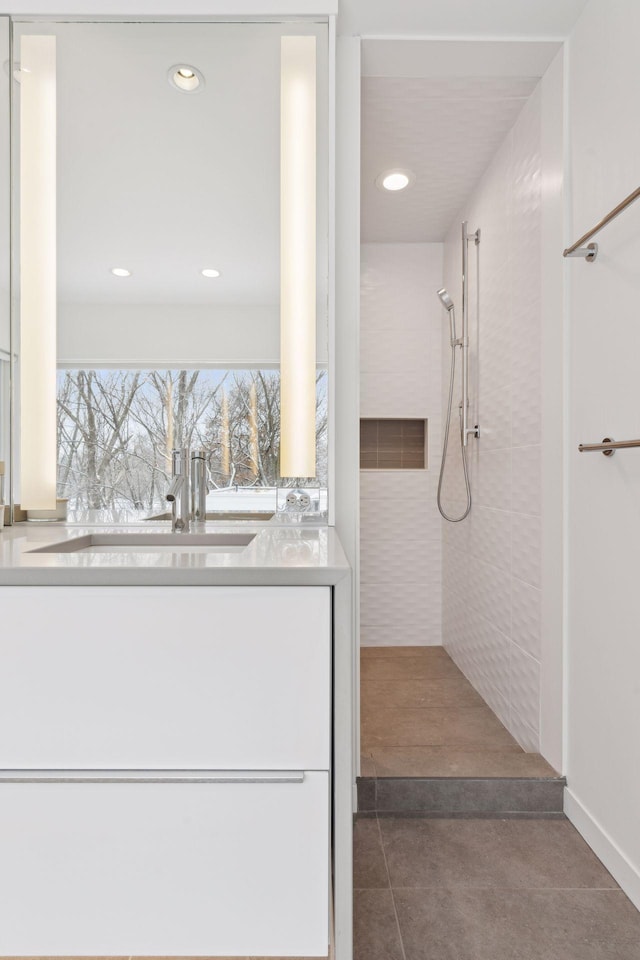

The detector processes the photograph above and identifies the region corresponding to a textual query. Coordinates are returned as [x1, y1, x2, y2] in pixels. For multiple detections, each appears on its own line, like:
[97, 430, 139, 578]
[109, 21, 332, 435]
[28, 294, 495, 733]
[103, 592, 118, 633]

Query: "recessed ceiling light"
[168, 64, 204, 93]
[201, 268, 221, 278]
[376, 169, 415, 192]
[111, 267, 131, 278]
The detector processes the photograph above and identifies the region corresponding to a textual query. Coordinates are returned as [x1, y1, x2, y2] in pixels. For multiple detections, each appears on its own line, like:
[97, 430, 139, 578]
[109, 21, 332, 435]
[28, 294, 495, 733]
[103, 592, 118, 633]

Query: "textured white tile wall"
[442, 85, 544, 751]
[360, 243, 443, 646]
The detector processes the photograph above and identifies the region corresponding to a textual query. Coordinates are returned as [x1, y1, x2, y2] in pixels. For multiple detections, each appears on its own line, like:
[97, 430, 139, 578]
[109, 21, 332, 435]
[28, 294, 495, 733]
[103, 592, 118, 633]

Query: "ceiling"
[339, 0, 589, 38]
[362, 39, 562, 79]
[360, 37, 563, 243]
[361, 74, 538, 242]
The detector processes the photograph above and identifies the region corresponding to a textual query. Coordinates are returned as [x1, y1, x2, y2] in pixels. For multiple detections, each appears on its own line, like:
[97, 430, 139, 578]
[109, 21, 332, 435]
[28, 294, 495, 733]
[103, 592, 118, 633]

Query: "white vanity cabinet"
[0, 585, 333, 957]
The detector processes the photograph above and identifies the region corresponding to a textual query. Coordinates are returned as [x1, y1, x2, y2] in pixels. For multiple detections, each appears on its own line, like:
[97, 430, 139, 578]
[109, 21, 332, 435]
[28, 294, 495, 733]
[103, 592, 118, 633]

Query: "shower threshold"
[359, 646, 564, 815]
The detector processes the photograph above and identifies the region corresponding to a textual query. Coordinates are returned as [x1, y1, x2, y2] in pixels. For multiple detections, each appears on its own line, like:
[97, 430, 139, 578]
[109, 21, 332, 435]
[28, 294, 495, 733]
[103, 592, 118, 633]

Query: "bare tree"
[57, 370, 141, 512]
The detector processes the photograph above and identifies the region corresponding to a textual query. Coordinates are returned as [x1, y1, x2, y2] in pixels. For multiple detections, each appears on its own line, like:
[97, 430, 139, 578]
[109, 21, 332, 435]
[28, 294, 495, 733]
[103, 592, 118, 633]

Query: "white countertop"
[0, 521, 350, 586]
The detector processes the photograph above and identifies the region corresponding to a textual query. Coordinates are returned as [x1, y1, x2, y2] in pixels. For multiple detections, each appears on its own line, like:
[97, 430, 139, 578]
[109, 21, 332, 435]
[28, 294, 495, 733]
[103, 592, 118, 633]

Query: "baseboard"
[564, 787, 640, 911]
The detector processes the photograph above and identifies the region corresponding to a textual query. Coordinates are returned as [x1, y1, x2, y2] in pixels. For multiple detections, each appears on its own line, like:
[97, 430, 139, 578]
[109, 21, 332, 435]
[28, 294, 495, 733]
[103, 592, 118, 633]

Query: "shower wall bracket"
[564, 185, 640, 262]
[565, 242, 598, 262]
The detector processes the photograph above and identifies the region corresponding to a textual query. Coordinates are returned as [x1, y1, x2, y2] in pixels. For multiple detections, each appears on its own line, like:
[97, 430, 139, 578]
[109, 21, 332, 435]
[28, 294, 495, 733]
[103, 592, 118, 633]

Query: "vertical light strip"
[280, 35, 316, 478]
[20, 35, 57, 509]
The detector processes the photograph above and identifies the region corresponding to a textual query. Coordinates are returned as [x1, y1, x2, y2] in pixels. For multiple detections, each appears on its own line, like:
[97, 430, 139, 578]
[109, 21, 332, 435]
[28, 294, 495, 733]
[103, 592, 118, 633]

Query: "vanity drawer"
[0, 585, 331, 769]
[0, 770, 330, 956]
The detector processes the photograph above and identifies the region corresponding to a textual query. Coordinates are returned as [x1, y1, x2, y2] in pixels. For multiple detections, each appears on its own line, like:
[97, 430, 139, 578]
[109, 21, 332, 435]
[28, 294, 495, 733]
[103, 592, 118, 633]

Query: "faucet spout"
[190, 449, 209, 525]
[166, 474, 185, 502]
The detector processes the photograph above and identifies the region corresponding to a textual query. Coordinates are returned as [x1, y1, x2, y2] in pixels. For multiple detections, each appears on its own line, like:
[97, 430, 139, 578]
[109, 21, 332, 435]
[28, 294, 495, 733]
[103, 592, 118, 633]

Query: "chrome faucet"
[190, 449, 208, 526]
[165, 447, 210, 532]
[166, 448, 191, 533]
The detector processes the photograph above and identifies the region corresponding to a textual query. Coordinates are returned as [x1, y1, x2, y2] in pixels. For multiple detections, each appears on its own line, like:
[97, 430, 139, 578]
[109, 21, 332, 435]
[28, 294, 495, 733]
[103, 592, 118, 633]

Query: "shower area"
[358, 39, 565, 802]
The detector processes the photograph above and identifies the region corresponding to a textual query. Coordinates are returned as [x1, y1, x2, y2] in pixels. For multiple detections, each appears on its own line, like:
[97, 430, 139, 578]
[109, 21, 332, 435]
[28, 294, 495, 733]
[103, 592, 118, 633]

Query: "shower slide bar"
[563, 185, 640, 262]
[578, 437, 640, 456]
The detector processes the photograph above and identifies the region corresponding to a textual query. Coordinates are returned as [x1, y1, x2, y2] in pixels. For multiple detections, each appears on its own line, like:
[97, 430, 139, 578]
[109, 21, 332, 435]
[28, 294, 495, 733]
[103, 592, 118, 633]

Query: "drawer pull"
[0, 769, 305, 784]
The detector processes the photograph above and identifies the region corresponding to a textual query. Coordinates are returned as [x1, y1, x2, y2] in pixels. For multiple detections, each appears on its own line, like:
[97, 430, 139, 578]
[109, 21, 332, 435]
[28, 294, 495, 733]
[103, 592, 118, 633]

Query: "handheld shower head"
[437, 288, 454, 312]
[437, 288, 457, 344]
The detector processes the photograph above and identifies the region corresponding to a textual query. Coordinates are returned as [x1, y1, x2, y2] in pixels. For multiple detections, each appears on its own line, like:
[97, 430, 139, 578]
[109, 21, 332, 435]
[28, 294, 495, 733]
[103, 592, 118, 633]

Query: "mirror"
[0, 19, 9, 524]
[11, 20, 328, 523]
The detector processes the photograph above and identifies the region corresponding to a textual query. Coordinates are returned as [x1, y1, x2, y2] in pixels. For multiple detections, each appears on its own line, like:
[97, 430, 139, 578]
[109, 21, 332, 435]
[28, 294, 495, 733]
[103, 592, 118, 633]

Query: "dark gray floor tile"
[523, 889, 640, 941]
[354, 818, 389, 889]
[377, 810, 567, 820]
[393, 887, 508, 960]
[561, 942, 640, 959]
[356, 777, 376, 811]
[374, 777, 565, 814]
[394, 888, 640, 960]
[354, 889, 404, 960]
[380, 818, 618, 889]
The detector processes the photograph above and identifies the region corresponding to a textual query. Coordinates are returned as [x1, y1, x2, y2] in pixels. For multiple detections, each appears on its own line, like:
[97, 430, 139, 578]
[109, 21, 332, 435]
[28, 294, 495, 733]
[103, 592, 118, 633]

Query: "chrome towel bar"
[564, 185, 640, 262]
[578, 437, 640, 456]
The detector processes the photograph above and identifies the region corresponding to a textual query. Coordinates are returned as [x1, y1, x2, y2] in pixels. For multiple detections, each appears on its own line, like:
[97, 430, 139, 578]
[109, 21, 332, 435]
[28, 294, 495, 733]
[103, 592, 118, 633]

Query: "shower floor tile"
[360, 646, 557, 778]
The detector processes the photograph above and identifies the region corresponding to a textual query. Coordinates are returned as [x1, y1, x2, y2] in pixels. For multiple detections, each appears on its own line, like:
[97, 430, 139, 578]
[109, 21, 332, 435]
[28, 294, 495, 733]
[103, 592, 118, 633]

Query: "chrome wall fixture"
[568, 187, 640, 457]
[460, 221, 480, 447]
[578, 437, 640, 456]
[563, 185, 640, 262]
[436, 221, 481, 524]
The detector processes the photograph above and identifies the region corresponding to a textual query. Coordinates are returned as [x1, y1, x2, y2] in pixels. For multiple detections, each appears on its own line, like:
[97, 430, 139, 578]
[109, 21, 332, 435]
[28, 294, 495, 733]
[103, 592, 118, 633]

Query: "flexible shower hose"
[437, 341, 472, 522]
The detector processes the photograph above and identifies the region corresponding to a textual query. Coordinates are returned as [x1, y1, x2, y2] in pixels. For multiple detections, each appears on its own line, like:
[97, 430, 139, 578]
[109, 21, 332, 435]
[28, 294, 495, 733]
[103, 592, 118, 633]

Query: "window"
[57, 369, 328, 523]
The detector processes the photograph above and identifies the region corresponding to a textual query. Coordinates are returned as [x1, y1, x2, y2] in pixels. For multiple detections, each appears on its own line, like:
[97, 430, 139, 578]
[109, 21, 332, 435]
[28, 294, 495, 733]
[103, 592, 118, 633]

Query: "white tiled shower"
[441, 84, 543, 751]
[360, 84, 546, 751]
[360, 243, 443, 646]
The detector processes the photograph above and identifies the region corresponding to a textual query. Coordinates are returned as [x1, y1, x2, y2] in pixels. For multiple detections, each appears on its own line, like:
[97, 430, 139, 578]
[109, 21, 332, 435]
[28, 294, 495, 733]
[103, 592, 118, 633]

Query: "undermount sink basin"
[30, 533, 256, 555]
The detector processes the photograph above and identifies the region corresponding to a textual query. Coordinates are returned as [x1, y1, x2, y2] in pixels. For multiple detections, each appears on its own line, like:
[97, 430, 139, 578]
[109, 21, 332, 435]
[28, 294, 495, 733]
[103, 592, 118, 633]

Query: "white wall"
[539, 49, 565, 773]
[334, 35, 361, 806]
[441, 86, 545, 751]
[564, 0, 640, 911]
[360, 243, 443, 646]
[57, 302, 329, 367]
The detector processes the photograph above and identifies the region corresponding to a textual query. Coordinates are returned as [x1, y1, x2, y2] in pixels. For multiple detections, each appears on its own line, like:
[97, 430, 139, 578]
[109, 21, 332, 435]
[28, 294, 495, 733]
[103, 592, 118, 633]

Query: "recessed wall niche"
[359, 418, 427, 470]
